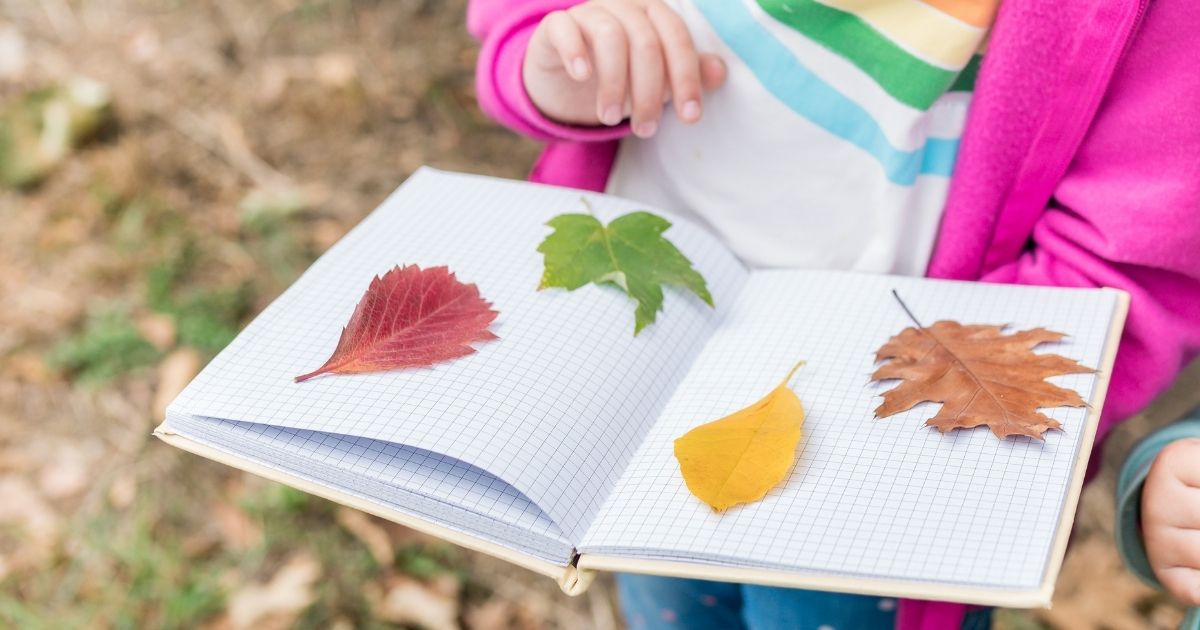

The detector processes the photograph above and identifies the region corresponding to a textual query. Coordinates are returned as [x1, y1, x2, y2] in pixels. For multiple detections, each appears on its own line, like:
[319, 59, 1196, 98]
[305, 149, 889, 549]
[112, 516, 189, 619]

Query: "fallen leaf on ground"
[309, 218, 348, 251]
[380, 520, 438, 548]
[124, 27, 162, 64]
[370, 574, 460, 630]
[226, 552, 320, 630]
[512, 588, 556, 630]
[181, 531, 220, 559]
[295, 265, 498, 382]
[37, 442, 95, 499]
[239, 185, 308, 230]
[0, 24, 28, 81]
[314, 52, 358, 88]
[211, 500, 263, 551]
[8, 284, 83, 339]
[538, 205, 712, 335]
[466, 599, 514, 630]
[107, 472, 137, 509]
[1, 351, 56, 383]
[336, 507, 394, 566]
[872, 315, 1094, 439]
[135, 312, 177, 350]
[0, 78, 112, 188]
[674, 361, 806, 511]
[0, 476, 62, 579]
[154, 347, 202, 419]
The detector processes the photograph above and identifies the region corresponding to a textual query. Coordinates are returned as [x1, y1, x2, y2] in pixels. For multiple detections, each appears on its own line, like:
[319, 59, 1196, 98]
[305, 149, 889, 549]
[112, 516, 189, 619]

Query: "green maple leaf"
[537, 204, 714, 334]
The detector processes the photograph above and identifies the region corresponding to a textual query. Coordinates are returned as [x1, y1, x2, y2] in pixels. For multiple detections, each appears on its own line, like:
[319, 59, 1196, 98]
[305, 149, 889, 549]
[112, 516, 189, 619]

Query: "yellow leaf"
[674, 361, 806, 512]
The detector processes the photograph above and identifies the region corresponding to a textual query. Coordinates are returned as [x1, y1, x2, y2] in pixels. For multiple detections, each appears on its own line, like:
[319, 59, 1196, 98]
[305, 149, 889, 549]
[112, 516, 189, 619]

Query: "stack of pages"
[157, 168, 1128, 607]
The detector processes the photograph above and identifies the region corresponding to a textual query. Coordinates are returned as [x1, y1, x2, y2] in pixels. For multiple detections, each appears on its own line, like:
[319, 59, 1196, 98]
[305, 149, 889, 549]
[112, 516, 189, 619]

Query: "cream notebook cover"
[155, 168, 1129, 608]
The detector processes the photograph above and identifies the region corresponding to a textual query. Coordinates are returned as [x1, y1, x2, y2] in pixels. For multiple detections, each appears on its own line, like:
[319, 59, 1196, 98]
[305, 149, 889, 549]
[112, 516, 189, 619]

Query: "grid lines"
[580, 270, 1117, 591]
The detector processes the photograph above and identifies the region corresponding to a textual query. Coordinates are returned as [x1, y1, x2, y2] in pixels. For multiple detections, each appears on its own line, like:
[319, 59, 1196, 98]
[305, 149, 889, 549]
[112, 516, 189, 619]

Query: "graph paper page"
[169, 169, 748, 540]
[161, 413, 573, 563]
[581, 270, 1119, 591]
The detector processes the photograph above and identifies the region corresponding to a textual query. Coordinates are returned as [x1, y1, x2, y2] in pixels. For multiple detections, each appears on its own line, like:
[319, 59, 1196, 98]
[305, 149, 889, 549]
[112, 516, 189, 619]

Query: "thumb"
[699, 54, 727, 91]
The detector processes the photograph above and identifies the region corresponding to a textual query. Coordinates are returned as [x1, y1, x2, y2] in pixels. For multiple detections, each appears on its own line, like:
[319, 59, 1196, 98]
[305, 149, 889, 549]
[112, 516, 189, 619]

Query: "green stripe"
[949, 54, 983, 92]
[756, 0, 959, 110]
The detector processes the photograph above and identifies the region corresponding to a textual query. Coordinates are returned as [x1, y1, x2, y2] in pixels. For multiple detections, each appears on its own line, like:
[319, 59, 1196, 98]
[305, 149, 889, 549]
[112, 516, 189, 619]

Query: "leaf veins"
[870, 292, 1095, 439]
[674, 361, 806, 511]
[537, 202, 713, 335]
[294, 265, 498, 382]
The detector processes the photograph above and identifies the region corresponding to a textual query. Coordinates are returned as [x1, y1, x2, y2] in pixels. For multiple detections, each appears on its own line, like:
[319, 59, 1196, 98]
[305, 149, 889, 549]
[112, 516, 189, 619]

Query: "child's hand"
[523, 0, 727, 137]
[1142, 438, 1200, 606]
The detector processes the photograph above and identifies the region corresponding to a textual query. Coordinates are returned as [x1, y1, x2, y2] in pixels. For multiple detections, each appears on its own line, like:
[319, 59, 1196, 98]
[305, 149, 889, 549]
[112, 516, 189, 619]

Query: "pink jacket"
[468, 1, 1200, 627]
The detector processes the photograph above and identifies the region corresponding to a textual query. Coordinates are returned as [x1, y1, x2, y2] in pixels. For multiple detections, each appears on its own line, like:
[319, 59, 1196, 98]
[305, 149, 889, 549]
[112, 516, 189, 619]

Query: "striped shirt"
[607, 0, 997, 273]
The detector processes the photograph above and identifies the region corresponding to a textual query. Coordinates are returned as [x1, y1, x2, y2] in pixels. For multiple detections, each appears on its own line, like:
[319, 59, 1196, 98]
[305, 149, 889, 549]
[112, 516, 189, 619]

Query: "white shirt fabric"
[605, 0, 984, 273]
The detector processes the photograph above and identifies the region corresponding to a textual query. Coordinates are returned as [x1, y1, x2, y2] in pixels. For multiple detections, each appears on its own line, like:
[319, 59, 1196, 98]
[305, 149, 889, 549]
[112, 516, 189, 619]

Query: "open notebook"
[157, 168, 1128, 608]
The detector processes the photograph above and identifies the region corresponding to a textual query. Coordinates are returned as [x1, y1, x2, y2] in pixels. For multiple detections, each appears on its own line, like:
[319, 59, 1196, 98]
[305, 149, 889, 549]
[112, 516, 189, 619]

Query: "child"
[468, 0, 1200, 627]
[1117, 406, 1200, 629]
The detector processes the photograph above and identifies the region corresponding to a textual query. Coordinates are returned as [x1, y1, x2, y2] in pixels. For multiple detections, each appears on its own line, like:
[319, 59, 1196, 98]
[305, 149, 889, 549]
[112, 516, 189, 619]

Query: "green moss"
[247, 485, 383, 628]
[396, 543, 463, 580]
[102, 515, 226, 629]
[241, 483, 312, 517]
[143, 243, 255, 355]
[0, 498, 226, 629]
[46, 309, 161, 384]
[173, 285, 254, 353]
[144, 241, 197, 313]
[106, 196, 188, 255]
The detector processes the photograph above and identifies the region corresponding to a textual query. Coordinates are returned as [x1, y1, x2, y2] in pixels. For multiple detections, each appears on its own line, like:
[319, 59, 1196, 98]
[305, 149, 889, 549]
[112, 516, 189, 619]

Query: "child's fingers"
[1167, 438, 1200, 488]
[1159, 565, 1200, 607]
[1162, 485, 1200, 528]
[1151, 439, 1200, 526]
[542, 11, 591, 80]
[1147, 522, 1200, 604]
[699, 53, 728, 92]
[646, 1, 702, 124]
[1162, 527, 1200, 567]
[572, 5, 629, 126]
[602, 3, 665, 136]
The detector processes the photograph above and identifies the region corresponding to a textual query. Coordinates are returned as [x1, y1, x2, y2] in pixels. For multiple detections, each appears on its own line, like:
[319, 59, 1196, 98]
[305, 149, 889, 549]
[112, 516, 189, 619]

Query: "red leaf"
[295, 265, 498, 382]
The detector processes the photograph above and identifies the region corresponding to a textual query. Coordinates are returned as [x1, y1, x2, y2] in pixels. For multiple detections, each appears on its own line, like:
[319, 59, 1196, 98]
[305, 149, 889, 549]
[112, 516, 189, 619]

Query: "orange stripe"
[918, 0, 1000, 27]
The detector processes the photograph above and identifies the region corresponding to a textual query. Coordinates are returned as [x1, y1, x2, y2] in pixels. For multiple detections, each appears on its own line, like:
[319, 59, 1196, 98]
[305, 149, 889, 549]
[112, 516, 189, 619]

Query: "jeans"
[616, 574, 994, 630]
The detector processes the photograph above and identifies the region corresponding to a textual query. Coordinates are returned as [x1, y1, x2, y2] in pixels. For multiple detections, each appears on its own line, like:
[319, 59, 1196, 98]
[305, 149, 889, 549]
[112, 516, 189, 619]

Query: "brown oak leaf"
[871, 320, 1095, 439]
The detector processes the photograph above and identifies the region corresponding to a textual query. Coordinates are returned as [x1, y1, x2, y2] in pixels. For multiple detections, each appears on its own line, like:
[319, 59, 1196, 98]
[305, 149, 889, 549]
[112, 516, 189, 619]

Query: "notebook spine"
[557, 550, 596, 596]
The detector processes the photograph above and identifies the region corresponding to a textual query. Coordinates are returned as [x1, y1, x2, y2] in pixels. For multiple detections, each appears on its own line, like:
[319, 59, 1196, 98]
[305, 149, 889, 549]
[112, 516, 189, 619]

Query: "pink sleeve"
[468, 0, 631, 143]
[980, 0, 1200, 441]
[982, 224, 1200, 439]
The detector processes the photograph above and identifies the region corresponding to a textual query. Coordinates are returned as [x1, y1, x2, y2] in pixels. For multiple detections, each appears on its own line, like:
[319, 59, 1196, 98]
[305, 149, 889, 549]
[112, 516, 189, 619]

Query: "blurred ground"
[0, 1, 1196, 628]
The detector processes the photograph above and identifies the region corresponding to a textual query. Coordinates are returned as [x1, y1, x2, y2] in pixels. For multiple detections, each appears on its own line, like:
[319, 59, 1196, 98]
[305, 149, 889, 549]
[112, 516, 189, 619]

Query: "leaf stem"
[781, 360, 807, 386]
[889, 289, 1011, 427]
[890, 289, 926, 328]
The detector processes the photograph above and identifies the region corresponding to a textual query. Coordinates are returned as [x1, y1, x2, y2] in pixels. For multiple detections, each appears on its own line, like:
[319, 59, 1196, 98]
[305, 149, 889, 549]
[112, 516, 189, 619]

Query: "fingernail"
[571, 58, 589, 79]
[634, 120, 658, 138]
[681, 100, 701, 122]
[601, 105, 623, 126]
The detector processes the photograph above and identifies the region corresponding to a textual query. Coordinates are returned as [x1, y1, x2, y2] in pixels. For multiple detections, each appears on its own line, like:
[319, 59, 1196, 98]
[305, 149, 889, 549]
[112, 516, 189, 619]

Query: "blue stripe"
[693, 0, 959, 185]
